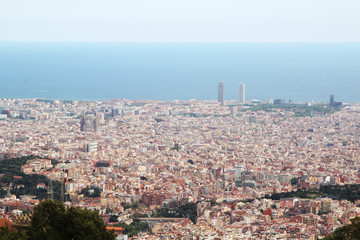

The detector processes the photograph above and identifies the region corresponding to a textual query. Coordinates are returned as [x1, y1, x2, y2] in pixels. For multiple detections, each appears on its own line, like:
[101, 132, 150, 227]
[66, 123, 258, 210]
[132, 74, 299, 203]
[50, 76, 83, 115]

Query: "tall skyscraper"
[330, 95, 335, 107]
[239, 82, 245, 104]
[218, 82, 224, 106]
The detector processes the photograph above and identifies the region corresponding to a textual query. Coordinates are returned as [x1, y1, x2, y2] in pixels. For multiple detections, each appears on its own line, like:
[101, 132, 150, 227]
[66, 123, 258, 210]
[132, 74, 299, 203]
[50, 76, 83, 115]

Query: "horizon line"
[1, 40, 360, 43]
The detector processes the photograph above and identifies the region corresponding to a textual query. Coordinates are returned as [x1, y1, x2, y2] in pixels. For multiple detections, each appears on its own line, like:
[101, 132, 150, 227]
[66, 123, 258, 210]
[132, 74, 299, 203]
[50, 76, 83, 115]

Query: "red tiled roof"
[0, 218, 12, 228]
[106, 226, 124, 231]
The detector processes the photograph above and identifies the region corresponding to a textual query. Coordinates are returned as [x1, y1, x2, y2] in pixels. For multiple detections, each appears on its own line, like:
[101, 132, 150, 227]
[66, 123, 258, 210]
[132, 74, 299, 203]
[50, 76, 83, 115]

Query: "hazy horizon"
[1, 0, 360, 42]
[1, 42, 359, 102]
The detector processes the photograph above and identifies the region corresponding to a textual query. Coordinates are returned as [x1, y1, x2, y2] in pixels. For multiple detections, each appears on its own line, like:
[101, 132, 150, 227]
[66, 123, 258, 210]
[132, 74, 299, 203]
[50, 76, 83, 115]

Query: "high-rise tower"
[239, 82, 245, 104]
[330, 95, 335, 107]
[218, 82, 224, 106]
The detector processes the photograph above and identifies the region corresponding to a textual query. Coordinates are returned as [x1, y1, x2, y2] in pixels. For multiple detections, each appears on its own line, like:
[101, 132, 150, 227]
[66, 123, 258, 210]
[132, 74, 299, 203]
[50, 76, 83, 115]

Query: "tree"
[323, 217, 360, 240]
[28, 199, 115, 240]
[290, 177, 298, 186]
[151, 202, 198, 223]
[80, 186, 101, 198]
[131, 212, 148, 219]
[93, 187, 101, 197]
[0, 156, 61, 200]
[109, 215, 119, 223]
[113, 219, 151, 237]
[0, 224, 28, 240]
[28, 199, 65, 240]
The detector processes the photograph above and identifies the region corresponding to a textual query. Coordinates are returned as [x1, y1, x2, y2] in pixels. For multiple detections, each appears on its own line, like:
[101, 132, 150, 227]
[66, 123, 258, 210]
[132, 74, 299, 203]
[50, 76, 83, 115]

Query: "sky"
[1, 0, 360, 42]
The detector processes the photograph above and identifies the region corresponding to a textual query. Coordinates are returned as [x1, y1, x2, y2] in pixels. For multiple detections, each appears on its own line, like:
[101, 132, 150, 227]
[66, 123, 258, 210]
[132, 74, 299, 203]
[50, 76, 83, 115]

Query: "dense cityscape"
[0, 84, 360, 239]
[1, 0, 360, 238]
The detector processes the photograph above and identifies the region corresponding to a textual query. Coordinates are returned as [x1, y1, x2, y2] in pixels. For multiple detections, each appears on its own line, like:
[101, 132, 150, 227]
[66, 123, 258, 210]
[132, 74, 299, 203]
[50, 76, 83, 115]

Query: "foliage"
[265, 188, 320, 200]
[290, 177, 298, 186]
[152, 203, 198, 223]
[2, 199, 114, 240]
[240, 198, 255, 203]
[0, 225, 28, 240]
[323, 217, 360, 240]
[50, 159, 59, 165]
[0, 156, 36, 178]
[109, 215, 119, 223]
[264, 184, 360, 202]
[235, 104, 340, 117]
[121, 202, 139, 210]
[0, 189, 6, 198]
[131, 212, 148, 219]
[319, 184, 360, 202]
[0, 156, 61, 200]
[80, 186, 101, 198]
[113, 219, 151, 237]
[28, 199, 115, 240]
[318, 210, 330, 216]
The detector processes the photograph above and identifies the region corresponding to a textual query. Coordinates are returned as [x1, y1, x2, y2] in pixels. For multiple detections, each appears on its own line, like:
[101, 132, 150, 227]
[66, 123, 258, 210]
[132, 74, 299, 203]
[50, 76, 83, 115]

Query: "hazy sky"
[1, 0, 360, 42]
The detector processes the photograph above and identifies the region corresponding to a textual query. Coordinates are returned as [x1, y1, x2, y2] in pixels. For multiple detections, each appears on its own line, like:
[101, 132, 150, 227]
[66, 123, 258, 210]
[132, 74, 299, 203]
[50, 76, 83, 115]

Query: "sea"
[0, 42, 360, 103]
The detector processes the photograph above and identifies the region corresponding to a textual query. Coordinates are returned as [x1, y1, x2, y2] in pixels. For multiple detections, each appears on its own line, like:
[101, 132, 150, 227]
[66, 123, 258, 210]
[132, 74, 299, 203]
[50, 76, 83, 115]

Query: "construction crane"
[47, 180, 54, 200]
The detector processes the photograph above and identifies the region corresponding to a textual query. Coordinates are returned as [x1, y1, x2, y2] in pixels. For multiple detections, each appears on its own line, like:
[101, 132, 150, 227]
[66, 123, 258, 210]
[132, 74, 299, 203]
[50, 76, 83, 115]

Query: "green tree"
[109, 215, 119, 222]
[290, 177, 298, 186]
[0, 156, 61, 200]
[0, 225, 28, 240]
[151, 202, 198, 223]
[113, 219, 151, 237]
[28, 199, 115, 240]
[324, 217, 360, 240]
[80, 186, 101, 198]
[93, 187, 101, 197]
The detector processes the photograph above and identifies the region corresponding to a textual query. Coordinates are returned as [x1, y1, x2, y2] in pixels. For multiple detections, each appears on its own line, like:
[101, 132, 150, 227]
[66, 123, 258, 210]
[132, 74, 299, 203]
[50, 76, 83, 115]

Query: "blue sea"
[0, 42, 360, 103]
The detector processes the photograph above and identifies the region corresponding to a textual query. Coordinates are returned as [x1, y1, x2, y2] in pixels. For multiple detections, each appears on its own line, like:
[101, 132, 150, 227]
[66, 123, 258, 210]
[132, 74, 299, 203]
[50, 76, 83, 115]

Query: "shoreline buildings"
[330, 94, 342, 107]
[217, 82, 246, 105]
